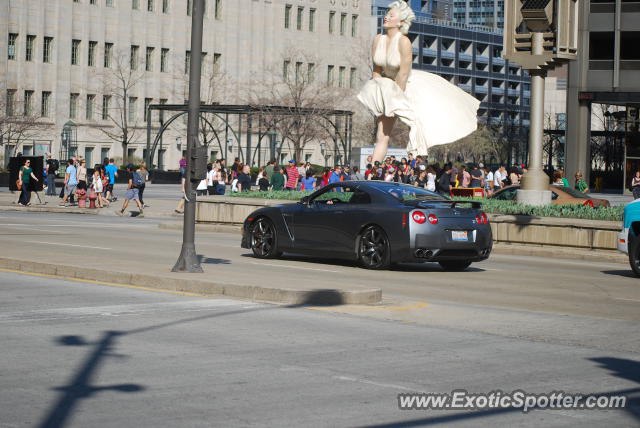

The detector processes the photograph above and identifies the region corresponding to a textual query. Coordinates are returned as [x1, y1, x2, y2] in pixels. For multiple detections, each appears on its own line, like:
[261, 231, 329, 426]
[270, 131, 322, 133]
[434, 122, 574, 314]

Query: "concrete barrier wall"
[196, 196, 621, 251]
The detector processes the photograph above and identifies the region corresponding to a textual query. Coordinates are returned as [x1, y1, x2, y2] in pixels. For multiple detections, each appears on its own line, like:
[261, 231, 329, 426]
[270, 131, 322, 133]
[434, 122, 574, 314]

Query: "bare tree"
[0, 92, 52, 162]
[98, 49, 146, 165]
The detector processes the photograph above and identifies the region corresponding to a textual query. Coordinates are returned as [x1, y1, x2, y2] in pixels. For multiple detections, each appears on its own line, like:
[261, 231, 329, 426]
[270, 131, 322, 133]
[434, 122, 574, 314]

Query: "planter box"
[151, 170, 181, 184]
[195, 196, 622, 251]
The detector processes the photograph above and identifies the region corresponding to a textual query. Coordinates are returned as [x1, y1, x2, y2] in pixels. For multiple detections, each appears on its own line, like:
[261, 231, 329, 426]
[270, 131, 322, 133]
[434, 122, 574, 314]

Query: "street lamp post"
[172, 0, 206, 273]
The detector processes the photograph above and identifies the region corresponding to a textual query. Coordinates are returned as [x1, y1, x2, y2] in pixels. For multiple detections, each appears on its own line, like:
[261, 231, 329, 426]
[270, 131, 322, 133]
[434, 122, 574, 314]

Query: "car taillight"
[475, 212, 489, 225]
[428, 214, 438, 224]
[583, 199, 594, 207]
[412, 211, 426, 224]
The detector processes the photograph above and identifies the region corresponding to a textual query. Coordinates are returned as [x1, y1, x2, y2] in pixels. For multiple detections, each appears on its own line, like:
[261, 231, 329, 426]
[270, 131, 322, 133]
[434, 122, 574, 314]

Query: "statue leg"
[373, 115, 396, 163]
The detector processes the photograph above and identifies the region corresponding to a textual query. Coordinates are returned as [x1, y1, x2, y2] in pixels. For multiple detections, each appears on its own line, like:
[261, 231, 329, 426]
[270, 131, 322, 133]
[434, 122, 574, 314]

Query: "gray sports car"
[240, 181, 493, 270]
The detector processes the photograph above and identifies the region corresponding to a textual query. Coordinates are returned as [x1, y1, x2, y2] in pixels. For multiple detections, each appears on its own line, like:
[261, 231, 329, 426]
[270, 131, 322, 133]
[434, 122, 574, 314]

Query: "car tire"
[439, 260, 472, 271]
[628, 236, 640, 277]
[250, 217, 282, 259]
[357, 225, 391, 270]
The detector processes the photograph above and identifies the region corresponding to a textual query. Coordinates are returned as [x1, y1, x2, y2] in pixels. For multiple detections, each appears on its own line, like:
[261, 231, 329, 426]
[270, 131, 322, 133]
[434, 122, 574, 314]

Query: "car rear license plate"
[451, 230, 468, 241]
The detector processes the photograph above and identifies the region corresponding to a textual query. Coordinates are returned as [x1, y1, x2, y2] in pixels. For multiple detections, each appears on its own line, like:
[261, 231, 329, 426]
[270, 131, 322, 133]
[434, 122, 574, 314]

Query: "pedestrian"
[552, 170, 564, 186]
[104, 158, 118, 202]
[469, 164, 483, 188]
[270, 166, 285, 191]
[574, 171, 588, 193]
[258, 172, 270, 191]
[322, 167, 332, 186]
[301, 170, 316, 191]
[483, 167, 494, 196]
[350, 166, 365, 181]
[206, 163, 216, 195]
[179, 155, 187, 178]
[264, 159, 276, 179]
[17, 158, 39, 206]
[45, 153, 58, 196]
[59, 159, 78, 207]
[77, 160, 88, 190]
[414, 166, 427, 188]
[116, 164, 144, 217]
[457, 165, 470, 188]
[438, 164, 452, 196]
[237, 164, 252, 192]
[285, 160, 299, 190]
[426, 166, 437, 192]
[196, 166, 209, 196]
[91, 168, 110, 208]
[175, 176, 186, 214]
[509, 167, 520, 186]
[632, 171, 640, 199]
[137, 165, 149, 206]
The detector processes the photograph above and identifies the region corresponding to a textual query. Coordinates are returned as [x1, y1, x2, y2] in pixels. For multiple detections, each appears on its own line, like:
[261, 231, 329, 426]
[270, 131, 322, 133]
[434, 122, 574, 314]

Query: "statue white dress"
[357, 32, 481, 156]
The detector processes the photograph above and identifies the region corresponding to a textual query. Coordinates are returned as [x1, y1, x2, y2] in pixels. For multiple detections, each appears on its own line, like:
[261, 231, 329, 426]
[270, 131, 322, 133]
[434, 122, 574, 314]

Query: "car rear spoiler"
[419, 200, 482, 210]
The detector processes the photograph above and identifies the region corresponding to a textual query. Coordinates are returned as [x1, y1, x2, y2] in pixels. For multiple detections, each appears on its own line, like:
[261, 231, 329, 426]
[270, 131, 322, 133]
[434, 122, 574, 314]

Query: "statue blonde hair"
[388, 1, 415, 35]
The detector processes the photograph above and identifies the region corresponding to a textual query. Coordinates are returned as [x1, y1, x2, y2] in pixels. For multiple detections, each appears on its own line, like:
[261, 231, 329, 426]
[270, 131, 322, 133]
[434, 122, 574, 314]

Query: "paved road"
[1, 271, 638, 427]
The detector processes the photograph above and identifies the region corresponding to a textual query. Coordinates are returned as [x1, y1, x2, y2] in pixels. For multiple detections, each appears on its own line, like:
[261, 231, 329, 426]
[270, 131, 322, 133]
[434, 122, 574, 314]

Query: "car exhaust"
[424, 250, 434, 259]
[414, 249, 425, 258]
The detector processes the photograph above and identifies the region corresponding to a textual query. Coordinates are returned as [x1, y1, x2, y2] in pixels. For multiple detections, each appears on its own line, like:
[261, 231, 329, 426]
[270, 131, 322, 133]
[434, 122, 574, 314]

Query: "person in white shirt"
[493, 166, 505, 190]
[206, 163, 217, 195]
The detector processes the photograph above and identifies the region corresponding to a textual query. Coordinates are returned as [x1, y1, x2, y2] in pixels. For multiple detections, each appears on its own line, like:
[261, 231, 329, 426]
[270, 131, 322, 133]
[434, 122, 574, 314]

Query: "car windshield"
[556, 186, 588, 198]
[378, 184, 447, 202]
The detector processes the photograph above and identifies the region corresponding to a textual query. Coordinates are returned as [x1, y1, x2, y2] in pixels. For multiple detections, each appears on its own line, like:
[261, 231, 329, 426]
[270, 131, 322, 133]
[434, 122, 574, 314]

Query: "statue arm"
[395, 36, 412, 91]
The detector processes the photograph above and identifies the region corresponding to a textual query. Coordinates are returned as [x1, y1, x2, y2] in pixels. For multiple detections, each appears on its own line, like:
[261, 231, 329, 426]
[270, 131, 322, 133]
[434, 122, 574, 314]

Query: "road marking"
[248, 261, 342, 273]
[309, 302, 429, 311]
[24, 241, 112, 250]
[614, 298, 640, 303]
[0, 267, 209, 298]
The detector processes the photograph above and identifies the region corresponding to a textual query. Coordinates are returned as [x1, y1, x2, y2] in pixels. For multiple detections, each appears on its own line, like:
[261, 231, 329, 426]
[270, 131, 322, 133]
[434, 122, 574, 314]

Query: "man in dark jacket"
[438, 164, 452, 196]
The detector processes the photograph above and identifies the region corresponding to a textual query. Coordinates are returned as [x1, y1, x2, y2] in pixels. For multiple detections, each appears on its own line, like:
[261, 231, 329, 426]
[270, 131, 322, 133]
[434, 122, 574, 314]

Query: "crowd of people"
[198, 154, 590, 197]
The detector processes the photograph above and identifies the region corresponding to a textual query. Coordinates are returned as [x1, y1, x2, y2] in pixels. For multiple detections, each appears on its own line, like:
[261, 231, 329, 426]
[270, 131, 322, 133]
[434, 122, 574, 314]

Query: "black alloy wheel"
[250, 217, 281, 259]
[438, 260, 472, 271]
[629, 238, 640, 277]
[358, 226, 391, 270]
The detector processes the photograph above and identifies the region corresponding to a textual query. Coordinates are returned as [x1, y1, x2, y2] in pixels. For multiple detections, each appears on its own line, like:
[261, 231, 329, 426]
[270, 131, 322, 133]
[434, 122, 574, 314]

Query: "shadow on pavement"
[600, 270, 637, 279]
[287, 289, 345, 307]
[38, 305, 270, 428]
[197, 254, 231, 265]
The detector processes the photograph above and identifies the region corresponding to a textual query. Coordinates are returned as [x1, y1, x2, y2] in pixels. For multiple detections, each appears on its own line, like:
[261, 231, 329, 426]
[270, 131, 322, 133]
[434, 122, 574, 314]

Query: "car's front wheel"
[439, 260, 472, 271]
[628, 237, 640, 277]
[250, 217, 281, 259]
[357, 226, 391, 270]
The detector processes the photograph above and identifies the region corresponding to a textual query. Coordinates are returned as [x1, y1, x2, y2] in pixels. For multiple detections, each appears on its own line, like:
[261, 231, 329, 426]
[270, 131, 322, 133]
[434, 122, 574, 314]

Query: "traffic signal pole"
[173, 0, 204, 273]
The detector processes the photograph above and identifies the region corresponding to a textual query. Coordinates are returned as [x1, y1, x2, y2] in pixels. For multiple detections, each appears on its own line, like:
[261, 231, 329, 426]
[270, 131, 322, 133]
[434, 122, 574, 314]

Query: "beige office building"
[1, 0, 373, 169]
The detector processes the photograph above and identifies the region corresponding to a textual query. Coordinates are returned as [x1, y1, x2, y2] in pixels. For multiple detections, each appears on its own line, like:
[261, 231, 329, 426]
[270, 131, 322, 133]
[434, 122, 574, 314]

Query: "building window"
[589, 32, 614, 60]
[285, 4, 292, 29]
[106, 0, 114, 7]
[329, 11, 335, 34]
[102, 95, 111, 120]
[104, 42, 113, 67]
[213, 53, 221, 74]
[130, 45, 139, 69]
[307, 63, 315, 82]
[88, 41, 97, 66]
[187, 0, 192, 15]
[24, 91, 34, 116]
[309, 8, 315, 31]
[86, 94, 95, 120]
[327, 65, 334, 85]
[70, 93, 79, 119]
[146, 47, 154, 71]
[185, 51, 190, 74]
[349, 67, 356, 89]
[128, 97, 137, 122]
[201, 52, 207, 73]
[351, 15, 358, 37]
[144, 98, 152, 121]
[340, 13, 347, 36]
[297, 7, 304, 30]
[133, 0, 140, 10]
[621, 31, 640, 60]
[214, 0, 221, 19]
[8, 33, 17, 60]
[43, 37, 53, 63]
[162, 0, 169, 13]
[283, 60, 290, 80]
[338, 66, 345, 87]
[148, 0, 154, 11]
[295, 61, 303, 84]
[161, 48, 169, 72]
[26, 35, 35, 61]
[6, 90, 16, 116]
[71, 40, 81, 65]
[90, 0, 97, 4]
[41, 91, 51, 117]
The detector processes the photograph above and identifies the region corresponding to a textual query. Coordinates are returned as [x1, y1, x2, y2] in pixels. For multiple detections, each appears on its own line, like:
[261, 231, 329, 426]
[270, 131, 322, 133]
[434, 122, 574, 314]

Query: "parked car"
[240, 181, 493, 270]
[617, 199, 640, 276]
[490, 185, 611, 207]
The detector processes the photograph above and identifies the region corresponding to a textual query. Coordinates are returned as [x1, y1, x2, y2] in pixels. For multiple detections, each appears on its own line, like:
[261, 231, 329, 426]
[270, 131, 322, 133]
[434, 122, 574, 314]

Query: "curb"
[0, 204, 100, 215]
[0, 257, 382, 306]
[159, 222, 242, 233]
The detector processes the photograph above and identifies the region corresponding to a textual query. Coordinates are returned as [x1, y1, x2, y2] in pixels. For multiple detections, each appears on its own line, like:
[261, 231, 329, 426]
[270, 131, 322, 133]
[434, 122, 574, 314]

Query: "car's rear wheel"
[358, 226, 391, 270]
[629, 237, 640, 277]
[250, 217, 281, 259]
[439, 260, 472, 271]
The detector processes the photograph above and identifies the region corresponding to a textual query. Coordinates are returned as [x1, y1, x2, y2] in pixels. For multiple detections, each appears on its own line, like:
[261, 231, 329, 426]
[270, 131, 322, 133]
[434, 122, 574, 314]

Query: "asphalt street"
[1, 271, 638, 427]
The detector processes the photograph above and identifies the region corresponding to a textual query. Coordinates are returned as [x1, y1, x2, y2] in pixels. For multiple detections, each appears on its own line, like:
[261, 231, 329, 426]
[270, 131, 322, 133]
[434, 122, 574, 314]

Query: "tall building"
[452, 0, 504, 31]
[1, 0, 372, 168]
[565, 0, 640, 191]
[372, 1, 530, 162]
